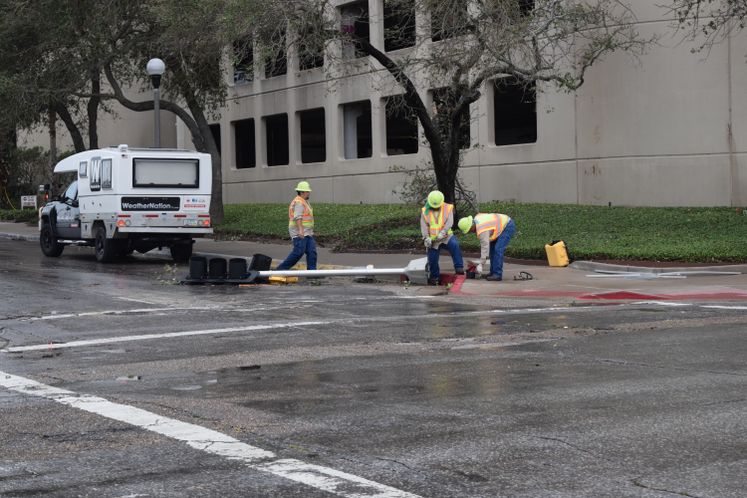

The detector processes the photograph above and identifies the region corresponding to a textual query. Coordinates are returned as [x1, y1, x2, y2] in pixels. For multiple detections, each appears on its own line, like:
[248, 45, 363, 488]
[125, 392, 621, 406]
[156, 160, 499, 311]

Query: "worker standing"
[421, 190, 464, 285]
[276, 181, 317, 270]
[457, 213, 515, 281]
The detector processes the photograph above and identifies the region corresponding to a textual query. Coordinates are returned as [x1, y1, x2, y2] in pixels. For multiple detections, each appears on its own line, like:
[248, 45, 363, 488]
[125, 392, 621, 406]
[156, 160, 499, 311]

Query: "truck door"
[54, 181, 81, 239]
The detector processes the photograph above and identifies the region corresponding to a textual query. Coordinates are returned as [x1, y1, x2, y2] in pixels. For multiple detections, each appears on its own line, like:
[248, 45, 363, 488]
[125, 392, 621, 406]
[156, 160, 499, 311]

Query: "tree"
[0, 0, 231, 222]
[671, 0, 747, 50]
[234, 0, 652, 204]
[0, 0, 143, 184]
[101, 0, 231, 223]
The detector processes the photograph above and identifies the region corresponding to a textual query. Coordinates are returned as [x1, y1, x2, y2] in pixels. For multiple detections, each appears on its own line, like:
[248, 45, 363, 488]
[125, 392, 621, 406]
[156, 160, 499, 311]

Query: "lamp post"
[146, 58, 165, 148]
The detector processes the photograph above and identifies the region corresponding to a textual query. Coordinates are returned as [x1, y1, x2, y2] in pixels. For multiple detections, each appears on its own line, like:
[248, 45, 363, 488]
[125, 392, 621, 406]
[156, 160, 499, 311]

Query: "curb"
[570, 260, 747, 274]
[0, 232, 34, 242]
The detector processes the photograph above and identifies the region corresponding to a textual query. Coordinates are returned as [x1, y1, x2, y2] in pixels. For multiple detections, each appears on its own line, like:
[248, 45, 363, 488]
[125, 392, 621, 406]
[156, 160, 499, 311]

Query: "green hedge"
[0, 209, 38, 224]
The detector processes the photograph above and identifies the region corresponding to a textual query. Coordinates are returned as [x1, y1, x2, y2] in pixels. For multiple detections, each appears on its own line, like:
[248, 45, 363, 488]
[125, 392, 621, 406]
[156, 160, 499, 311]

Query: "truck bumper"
[116, 227, 213, 235]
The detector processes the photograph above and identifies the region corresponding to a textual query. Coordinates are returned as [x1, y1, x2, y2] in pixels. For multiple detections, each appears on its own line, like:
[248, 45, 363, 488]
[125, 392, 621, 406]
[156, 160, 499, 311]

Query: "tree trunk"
[178, 83, 224, 224]
[48, 108, 57, 184]
[87, 74, 100, 149]
[356, 37, 461, 206]
[53, 104, 87, 153]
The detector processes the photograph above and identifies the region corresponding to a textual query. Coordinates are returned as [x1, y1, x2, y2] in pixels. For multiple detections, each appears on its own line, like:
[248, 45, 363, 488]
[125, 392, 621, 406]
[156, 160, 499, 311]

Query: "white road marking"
[2, 321, 329, 352]
[632, 301, 692, 307]
[29, 307, 217, 321]
[701, 305, 747, 310]
[254, 459, 416, 497]
[116, 297, 159, 305]
[0, 371, 419, 498]
[2, 307, 585, 353]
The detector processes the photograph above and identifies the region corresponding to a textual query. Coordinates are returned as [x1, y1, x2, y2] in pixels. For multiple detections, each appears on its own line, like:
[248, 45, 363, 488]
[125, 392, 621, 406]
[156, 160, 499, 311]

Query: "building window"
[233, 119, 255, 169]
[385, 95, 418, 155]
[265, 114, 289, 166]
[209, 124, 221, 156]
[342, 100, 372, 159]
[494, 78, 537, 146]
[431, 1, 470, 42]
[233, 38, 254, 84]
[299, 108, 326, 163]
[384, 0, 416, 52]
[298, 26, 324, 71]
[341, 1, 370, 59]
[431, 87, 470, 149]
[264, 30, 287, 78]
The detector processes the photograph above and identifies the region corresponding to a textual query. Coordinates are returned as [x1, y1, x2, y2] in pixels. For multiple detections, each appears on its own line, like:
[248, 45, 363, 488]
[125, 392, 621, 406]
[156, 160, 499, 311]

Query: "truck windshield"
[62, 181, 78, 201]
[133, 158, 199, 188]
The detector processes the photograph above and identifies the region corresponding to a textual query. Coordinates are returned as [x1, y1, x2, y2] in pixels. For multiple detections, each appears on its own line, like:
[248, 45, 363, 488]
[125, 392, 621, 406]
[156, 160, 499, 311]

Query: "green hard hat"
[295, 181, 312, 192]
[427, 190, 444, 208]
[458, 216, 473, 234]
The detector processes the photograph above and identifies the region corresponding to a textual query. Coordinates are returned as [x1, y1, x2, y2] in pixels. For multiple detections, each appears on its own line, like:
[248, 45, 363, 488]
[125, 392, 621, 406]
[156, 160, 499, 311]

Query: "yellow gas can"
[545, 240, 570, 267]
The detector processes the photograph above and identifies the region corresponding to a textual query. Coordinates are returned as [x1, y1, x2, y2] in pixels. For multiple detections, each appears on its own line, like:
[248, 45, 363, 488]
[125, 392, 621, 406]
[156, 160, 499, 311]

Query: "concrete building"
[23, 1, 747, 207]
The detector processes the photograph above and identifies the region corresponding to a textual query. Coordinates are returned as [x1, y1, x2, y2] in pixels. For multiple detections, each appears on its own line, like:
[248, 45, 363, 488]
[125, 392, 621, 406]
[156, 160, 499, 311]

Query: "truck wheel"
[170, 242, 193, 263]
[94, 225, 117, 263]
[40, 221, 64, 257]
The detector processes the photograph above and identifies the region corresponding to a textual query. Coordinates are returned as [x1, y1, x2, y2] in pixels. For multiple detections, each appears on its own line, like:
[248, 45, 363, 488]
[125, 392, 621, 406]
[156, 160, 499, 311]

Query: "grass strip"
[217, 203, 747, 263]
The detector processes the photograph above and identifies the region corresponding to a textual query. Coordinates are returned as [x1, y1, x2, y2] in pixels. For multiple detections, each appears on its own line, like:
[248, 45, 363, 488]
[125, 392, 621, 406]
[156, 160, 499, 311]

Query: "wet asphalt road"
[0, 238, 745, 497]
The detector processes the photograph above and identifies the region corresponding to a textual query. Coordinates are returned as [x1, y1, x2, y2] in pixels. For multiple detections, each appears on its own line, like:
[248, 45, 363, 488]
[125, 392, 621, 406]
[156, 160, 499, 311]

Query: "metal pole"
[257, 268, 409, 278]
[255, 257, 428, 281]
[153, 87, 161, 148]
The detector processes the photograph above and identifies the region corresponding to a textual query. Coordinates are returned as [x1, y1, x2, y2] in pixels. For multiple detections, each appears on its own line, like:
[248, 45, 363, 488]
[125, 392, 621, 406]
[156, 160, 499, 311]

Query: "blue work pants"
[427, 235, 464, 279]
[277, 235, 317, 270]
[489, 219, 516, 279]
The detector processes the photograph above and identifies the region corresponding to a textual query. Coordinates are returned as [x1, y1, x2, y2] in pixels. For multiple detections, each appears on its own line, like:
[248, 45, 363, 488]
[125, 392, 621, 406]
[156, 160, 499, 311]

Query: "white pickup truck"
[39, 145, 212, 263]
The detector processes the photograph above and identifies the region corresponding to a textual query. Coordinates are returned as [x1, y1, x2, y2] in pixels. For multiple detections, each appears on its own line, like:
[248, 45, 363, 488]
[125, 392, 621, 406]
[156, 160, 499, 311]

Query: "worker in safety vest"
[276, 181, 317, 270]
[420, 190, 464, 285]
[457, 213, 515, 281]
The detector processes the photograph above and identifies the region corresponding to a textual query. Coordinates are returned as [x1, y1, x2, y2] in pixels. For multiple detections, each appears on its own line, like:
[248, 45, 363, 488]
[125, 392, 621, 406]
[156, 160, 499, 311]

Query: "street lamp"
[146, 58, 165, 148]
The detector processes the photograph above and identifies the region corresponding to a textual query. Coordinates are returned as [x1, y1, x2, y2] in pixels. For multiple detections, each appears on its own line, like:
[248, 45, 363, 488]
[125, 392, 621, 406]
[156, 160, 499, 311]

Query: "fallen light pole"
[258, 259, 426, 279]
[183, 257, 429, 285]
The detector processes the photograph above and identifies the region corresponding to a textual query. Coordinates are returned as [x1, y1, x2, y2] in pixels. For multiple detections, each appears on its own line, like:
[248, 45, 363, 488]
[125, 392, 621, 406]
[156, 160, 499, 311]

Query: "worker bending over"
[421, 190, 464, 285]
[276, 181, 317, 270]
[458, 213, 515, 281]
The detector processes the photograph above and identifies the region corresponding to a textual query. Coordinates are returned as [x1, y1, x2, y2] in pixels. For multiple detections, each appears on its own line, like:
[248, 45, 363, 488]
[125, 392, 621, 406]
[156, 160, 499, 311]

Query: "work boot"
[485, 275, 502, 281]
[427, 278, 440, 286]
[454, 267, 465, 275]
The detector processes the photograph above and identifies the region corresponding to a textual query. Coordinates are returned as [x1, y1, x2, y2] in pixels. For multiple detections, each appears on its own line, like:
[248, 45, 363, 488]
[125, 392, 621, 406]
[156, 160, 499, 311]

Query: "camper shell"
[39, 144, 212, 263]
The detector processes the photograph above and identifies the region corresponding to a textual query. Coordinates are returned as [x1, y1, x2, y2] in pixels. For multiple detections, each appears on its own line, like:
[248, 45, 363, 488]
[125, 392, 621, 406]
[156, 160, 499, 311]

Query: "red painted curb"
[450, 285, 747, 301]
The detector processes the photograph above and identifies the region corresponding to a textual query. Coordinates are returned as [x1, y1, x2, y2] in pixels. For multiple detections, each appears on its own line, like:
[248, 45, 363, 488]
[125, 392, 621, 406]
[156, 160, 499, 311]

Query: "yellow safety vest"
[474, 213, 510, 241]
[288, 196, 314, 229]
[421, 203, 454, 239]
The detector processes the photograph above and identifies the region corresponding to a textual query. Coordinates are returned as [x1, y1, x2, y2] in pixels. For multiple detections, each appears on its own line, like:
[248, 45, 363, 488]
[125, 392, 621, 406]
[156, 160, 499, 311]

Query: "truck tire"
[170, 241, 193, 263]
[94, 225, 117, 263]
[40, 221, 64, 257]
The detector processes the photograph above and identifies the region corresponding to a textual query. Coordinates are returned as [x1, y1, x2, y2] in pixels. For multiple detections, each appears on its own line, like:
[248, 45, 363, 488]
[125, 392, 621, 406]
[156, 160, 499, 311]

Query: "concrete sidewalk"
[4, 221, 747, 302]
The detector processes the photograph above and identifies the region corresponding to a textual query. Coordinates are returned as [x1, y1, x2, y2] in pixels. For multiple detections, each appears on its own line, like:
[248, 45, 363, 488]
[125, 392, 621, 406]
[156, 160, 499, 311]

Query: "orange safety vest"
[421, 203, 454, 239]
[288, 196, 314, 229]
[474, 213, 510, 241]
